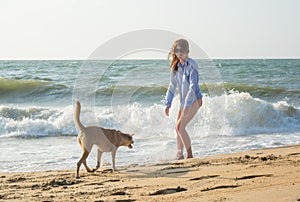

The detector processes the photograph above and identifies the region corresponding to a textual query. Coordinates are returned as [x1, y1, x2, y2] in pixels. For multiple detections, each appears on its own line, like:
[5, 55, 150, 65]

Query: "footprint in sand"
[149, 186, 187, 195]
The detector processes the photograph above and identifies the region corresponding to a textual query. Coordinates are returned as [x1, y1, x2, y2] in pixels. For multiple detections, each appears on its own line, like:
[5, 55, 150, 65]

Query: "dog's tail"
[74, 99, 85, 131]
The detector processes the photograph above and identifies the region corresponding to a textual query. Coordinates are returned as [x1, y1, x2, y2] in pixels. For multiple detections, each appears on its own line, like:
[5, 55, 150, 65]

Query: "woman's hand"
[165, 106, 170, 117]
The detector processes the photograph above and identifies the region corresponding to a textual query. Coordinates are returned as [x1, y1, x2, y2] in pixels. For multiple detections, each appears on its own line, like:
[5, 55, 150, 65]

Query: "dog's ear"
[130, 133, 134, 137]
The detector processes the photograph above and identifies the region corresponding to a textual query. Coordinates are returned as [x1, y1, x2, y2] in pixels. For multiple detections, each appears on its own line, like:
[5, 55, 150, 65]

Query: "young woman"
[164, 39, 203, 159]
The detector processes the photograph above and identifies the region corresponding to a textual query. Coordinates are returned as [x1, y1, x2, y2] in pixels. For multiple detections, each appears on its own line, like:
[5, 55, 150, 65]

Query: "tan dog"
[74, 100, 134, 178]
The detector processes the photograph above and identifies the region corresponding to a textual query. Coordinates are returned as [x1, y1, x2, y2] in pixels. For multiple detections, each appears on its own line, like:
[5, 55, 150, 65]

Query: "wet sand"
[1, 144, 300, 201]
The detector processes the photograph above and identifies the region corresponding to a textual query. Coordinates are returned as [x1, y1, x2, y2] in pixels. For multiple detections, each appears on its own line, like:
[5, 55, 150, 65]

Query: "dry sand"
[1, 144, 300, 201]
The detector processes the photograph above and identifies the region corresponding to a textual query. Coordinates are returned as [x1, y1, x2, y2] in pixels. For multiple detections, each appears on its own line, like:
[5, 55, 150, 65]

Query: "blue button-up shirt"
[165, 58, 202, 108]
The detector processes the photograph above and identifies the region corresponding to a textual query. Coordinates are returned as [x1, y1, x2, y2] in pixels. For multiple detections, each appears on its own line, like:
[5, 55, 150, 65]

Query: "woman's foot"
[187, 147, 193, 159]
[187, 154, 193, 159]
[176, 153, 184, 160]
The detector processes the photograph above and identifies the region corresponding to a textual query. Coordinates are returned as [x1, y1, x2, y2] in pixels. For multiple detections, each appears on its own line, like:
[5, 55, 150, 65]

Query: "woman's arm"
[164, 72, 177, 116]
[165, 72, 177, 108]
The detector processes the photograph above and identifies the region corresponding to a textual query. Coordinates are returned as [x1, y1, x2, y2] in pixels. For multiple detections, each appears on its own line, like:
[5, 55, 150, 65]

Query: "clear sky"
[1, 0, 299, 59]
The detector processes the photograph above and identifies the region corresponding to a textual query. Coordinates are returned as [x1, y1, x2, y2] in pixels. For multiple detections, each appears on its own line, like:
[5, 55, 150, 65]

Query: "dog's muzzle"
[128, 141, 134, 149]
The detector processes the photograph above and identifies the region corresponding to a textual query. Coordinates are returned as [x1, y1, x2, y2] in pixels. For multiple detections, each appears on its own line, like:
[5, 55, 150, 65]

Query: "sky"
[0, 0, 300, 59]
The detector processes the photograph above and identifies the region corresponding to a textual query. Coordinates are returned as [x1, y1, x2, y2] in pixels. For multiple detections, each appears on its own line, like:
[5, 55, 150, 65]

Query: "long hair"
[168, 39, 189, 72]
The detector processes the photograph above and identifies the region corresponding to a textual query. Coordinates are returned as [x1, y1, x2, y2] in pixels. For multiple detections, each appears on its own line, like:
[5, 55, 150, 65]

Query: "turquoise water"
[0, 59, 299, 106]
[0, 59, 299, 172]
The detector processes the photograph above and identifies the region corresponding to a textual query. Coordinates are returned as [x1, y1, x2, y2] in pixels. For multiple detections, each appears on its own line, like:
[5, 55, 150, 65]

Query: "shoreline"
[1, 144, 299, 201]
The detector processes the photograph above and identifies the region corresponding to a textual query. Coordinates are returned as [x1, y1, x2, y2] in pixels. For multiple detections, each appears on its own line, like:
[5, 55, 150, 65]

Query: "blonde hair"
[168, 39, 189, 72]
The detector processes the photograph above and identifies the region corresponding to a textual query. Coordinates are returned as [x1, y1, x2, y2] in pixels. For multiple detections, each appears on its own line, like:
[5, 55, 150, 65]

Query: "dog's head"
[118, 131, 134, 149]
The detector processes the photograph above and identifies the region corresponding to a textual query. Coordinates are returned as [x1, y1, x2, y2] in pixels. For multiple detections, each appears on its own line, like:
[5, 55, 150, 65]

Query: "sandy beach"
[0, 145, 299, 201]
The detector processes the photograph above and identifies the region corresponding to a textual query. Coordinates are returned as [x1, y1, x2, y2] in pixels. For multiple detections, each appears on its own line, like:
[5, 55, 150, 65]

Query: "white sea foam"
[0, 92, 299, 139]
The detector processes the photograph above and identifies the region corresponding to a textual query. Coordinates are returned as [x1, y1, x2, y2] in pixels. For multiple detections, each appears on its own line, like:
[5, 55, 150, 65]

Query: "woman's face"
[174, 45, 188, 60]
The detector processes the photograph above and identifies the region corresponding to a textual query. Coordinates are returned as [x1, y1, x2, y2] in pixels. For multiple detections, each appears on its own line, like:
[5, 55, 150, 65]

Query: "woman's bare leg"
[175, 108, 184, 159]
[176, 99, 202, 158]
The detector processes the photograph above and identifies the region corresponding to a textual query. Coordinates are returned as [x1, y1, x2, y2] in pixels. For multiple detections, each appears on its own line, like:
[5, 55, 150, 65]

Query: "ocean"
[0, 59, 300, 172]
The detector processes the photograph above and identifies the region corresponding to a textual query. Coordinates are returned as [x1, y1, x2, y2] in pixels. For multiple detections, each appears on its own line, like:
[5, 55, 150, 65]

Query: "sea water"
[0, 59, 299, 172]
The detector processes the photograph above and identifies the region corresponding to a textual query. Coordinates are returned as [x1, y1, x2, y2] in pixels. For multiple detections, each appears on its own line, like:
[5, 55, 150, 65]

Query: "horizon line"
[0, 57, 300, 61]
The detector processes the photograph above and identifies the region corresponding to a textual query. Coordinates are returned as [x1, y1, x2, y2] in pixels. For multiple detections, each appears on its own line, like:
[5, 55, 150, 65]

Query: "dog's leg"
[76, 149, 89, 179]
[111, 149, 117, 171]
[83, 159, 93, 173]
[93, 149, 103, 172]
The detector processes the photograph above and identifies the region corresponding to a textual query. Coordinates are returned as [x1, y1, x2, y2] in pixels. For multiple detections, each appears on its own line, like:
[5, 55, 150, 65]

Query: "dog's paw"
[92, 166, 100, 172]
